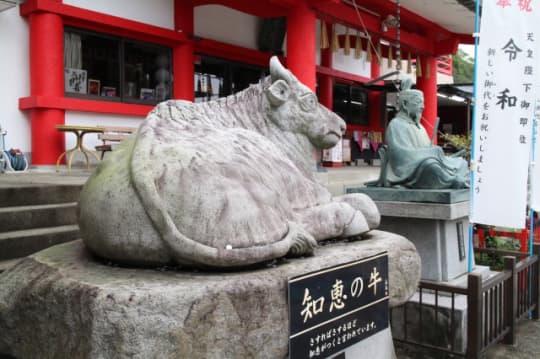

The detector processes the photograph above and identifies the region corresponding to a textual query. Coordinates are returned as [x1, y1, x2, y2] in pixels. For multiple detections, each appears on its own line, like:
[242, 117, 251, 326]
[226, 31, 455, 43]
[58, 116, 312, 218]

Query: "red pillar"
[318, 26, 334, 167]
[369, 47, 382, 130]
[417, 55, 438, 143]
[174, 0, 194, 101]
[29, 12, 65, 165]
[318, 31, 333, 108]
[286, 0, 316, 91]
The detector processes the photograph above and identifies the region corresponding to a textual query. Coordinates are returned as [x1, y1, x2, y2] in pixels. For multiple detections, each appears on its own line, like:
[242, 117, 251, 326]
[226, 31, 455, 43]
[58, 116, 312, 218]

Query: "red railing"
[437, 56, 453, 76]
[476, 219, 540, 253]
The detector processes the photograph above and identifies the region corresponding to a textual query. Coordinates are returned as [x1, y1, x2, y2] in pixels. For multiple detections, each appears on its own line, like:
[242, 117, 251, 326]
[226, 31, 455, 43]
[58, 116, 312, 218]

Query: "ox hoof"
[342, 211, 370, 238]
[287, 229, 317, 258]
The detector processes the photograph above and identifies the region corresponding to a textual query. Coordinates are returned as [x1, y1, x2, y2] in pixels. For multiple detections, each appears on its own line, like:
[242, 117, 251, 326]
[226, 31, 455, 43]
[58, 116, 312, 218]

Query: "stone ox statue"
[78, 57, 380, 268]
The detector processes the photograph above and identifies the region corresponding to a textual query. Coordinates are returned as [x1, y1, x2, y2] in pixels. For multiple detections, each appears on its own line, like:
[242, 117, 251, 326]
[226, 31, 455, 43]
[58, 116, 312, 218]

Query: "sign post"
[288, 252, 389, 359]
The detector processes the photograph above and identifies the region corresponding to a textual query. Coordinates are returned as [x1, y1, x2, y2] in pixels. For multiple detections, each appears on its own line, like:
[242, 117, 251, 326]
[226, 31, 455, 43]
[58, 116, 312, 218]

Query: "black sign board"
[288, 252, 389, 359]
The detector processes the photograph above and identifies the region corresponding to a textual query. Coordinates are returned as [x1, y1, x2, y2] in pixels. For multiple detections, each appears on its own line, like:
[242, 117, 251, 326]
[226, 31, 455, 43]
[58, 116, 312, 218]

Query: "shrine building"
[0, 0, 475, 167]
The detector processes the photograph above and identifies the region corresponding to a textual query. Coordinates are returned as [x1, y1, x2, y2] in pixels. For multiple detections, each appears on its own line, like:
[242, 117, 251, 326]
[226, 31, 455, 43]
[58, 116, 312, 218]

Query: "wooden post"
[28, 11, 66, 165]
[466, 273, 483, 359]
[173, 0, 195, 101]
[533, 244, 540, 320]
[416, 55, 438, 144]
[286, 0, 316, 91]
[503, 256, 517, 345]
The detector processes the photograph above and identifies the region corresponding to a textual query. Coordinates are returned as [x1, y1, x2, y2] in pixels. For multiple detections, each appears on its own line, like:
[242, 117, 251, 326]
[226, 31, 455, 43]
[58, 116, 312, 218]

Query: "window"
[64, 28, 172, 104]
[194, 55, 268, 102]
[332, 83, 369, 125]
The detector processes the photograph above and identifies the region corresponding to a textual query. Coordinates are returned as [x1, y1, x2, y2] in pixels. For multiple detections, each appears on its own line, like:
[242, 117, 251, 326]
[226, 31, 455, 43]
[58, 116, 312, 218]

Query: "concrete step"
[0, 258, 22, 274]
[0, 202, 78, 232]
[0, 225, 80, 260]
[0, 184, 82, 208]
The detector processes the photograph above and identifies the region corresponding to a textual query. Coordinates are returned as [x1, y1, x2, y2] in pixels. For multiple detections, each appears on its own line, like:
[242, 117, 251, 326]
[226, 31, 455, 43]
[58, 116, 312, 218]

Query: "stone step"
[0, 184, 82, 208]
[0, 202, 78, 232]
[0, 258, 22, 274]
[0, 225, 80, 260]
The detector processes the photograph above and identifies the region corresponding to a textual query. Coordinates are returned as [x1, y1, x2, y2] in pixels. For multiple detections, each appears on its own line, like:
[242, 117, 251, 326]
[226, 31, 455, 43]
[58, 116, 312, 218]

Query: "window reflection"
[64, 27, 172, 104]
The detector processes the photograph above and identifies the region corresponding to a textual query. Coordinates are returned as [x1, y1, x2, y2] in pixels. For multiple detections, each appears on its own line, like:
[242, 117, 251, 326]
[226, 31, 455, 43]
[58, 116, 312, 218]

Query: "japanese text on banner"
[472, 0, 540, 228]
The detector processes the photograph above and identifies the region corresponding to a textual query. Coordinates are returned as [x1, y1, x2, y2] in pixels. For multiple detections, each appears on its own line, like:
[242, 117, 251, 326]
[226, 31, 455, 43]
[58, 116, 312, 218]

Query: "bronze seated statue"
[367, 80, 469, 189]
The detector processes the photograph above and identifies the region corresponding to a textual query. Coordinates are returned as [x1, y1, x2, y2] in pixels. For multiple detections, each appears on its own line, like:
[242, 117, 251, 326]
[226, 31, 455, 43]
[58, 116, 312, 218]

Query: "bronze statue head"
[397, 79, 424, 123]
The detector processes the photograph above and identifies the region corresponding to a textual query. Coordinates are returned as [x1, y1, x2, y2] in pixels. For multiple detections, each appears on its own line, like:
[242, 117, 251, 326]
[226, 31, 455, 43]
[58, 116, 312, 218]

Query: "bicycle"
[0, 125, 28, 173]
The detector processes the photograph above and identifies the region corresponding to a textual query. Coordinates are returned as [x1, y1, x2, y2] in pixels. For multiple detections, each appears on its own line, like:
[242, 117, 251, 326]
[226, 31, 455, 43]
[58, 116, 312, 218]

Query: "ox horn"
[270, 56, 294, 84]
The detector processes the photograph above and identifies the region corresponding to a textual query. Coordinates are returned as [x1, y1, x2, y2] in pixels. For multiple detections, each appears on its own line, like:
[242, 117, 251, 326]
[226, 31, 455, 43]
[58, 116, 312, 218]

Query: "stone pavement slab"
[482, 319, 540, 359]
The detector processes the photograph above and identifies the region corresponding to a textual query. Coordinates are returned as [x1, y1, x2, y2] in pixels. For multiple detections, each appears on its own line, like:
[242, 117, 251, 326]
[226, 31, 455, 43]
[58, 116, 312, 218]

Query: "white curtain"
[64, 33, 82, 69]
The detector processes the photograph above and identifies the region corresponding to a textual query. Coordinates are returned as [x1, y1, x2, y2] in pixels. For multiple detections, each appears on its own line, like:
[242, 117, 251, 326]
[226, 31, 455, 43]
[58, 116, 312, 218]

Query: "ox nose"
[338, 118, 346, 135]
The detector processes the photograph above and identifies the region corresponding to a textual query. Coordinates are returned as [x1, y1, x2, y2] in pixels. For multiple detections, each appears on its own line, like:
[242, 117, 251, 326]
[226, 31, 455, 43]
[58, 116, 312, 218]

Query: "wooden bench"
[95, 126, 136, 159]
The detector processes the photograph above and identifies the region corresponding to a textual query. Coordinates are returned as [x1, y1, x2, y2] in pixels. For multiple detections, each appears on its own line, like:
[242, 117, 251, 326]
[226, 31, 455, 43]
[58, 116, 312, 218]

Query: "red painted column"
[318, 30, 333, 109]
[369, 46, 382, 130]
[174, 0, 194, 101]
[417, 55, 438, 143]
[286, 0, 316, 91]
[29, 11, 65, 165]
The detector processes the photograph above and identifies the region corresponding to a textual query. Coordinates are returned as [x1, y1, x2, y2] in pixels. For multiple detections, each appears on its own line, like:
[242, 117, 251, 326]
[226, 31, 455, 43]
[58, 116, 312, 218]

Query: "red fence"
[437, 56, 453, 76]
[475, 218, 540, 253]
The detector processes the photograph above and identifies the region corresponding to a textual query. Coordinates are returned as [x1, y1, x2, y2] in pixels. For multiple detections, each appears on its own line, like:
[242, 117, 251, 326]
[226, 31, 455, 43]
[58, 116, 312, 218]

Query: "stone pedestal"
[347, 188, 471, 282]
[0, 231, 420, 359]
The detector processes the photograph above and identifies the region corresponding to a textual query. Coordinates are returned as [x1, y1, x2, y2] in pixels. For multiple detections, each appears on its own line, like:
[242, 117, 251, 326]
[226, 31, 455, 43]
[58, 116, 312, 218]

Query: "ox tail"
[128, 125, 316, 268]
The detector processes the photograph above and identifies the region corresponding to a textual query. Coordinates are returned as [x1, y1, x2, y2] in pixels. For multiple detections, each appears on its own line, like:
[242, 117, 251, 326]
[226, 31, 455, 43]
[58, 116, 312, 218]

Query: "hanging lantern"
[396, 47, 402, 71]
[406, 52, 412, 74]
[344, 27, 351, 55]
[425, 58, 431, 79]
[320, 21, 329, 49]
[387, 44, 393, 69]
[354, 31, 362, 59]
[416, 55, 422, 77]
[331, 24, 340, 52]
[376, 41, 382, 64]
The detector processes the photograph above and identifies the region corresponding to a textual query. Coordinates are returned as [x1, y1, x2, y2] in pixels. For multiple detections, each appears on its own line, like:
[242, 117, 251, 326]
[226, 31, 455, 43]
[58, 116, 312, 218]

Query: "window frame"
[64, 26, 173, 106]
[332, 80, 370, 126]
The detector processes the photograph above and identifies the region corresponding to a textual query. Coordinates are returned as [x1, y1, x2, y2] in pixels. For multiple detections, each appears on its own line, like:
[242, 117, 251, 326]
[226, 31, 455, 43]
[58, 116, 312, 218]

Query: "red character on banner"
[497, 0, 512, 7]
[518, 0, 533, 12]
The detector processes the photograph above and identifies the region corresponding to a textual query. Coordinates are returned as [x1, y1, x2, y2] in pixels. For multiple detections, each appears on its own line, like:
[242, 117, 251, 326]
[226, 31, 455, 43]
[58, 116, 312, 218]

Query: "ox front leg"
[296, 202, 370, 242]
[333, 193, 381, 230]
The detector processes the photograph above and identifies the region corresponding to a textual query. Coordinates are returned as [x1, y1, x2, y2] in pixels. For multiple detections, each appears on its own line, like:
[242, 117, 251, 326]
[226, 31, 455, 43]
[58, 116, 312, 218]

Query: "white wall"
[0, 6, 30, 153]
[332, 24, 371, 77]
[195, 5, 259, 50]
[63, 0, 174, 29]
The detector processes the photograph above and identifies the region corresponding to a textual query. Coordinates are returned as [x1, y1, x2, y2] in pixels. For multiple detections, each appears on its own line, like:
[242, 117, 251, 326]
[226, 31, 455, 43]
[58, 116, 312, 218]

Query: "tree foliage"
[452, 48, 474, 83]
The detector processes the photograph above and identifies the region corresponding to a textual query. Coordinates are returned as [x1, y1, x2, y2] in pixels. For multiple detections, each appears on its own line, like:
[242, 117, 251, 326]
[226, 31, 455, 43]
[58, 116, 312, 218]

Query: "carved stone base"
[0, 232, 420, 359]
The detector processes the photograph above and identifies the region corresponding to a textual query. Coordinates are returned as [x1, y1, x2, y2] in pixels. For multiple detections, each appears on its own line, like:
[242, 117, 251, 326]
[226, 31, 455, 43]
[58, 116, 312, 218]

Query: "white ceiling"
[396, 0, 477, 34]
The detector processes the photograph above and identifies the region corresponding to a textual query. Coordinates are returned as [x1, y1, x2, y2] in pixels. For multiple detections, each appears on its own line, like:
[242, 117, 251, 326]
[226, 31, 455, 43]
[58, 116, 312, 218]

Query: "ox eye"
[300, 94, 318, 112]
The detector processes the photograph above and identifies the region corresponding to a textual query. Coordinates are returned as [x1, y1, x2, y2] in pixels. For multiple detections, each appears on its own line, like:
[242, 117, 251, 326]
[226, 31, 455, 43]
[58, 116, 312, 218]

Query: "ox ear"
[266, 79, 290, 106]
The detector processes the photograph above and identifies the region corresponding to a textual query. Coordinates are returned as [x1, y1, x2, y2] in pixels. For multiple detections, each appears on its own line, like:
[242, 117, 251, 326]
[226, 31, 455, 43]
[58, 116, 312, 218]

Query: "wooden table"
[55, 125, 105, 172]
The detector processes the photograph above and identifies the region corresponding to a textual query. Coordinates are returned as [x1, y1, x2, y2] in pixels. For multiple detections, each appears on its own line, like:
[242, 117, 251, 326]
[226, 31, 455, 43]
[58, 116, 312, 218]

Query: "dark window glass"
[124, 41, 171, 103]
[349, 86, 368, 123]
[332, 83, 369, 126]
[194, 55, 267, 102]
[64, 27, 172, 104]
[332, 83, 350, 120]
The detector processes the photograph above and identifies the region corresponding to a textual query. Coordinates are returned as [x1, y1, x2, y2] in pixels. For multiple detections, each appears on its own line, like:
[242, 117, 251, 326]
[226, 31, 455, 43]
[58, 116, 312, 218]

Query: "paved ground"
[482, 318, 540, 359]
[0, 164, 381, 192]
[0, 169, 89, 187]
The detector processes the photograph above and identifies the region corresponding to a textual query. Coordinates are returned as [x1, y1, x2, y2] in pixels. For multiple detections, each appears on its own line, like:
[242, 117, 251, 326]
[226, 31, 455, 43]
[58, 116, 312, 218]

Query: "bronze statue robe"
[383, 115, 469, 189]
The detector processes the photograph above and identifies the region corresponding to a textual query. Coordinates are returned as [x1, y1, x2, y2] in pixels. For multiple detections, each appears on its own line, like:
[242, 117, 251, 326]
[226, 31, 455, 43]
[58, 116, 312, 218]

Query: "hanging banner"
[531, 113, 540, 211]
[472, 0, 540, 229]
